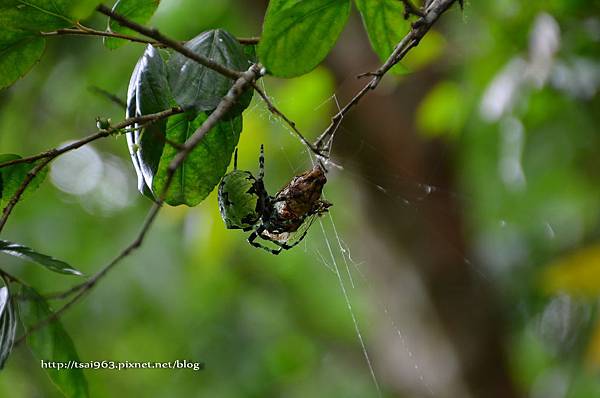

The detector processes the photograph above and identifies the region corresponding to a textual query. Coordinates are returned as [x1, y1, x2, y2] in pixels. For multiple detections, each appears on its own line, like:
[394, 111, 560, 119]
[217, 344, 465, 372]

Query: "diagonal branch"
[251, 83, 324, 157]
[314, 0, 459, 157]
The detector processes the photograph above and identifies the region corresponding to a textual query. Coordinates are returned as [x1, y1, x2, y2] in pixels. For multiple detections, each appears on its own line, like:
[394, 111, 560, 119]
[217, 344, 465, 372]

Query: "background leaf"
[0, 154, 48, 207]
[0, 282, 17, 370]
[104, 0, 160, 50]
[542, 245, 600, 297]
[153, 112, 242, 206]
[354, 0, 410, 74]
[167, 29, 252, 113]
[258, 0, 351, 77]
[0, 29, 45, 90]
[19, 286, 88, 398]
[0, 0, 95, 31]
[416, 81, 466, 138]
[0, 240, 82, 276]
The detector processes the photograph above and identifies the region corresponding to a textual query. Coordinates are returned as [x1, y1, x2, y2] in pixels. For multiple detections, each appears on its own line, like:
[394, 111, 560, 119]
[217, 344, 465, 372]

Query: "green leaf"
[104, 0, 160, 50]
[168, 29, 252, 113]
[126, 45, 172, 198]
[355, 0, 410, 74]
[258, 0, 351, 78]
[0, 29, 45, 90]
[0, 0, 95, 31]
[126, 36, 249, 205]
[0, 154, 48, 206]
[152, 112, 242, 206]
[0, 281, 17, 369]
[0, 240, 83, 276]
[19, 286, 89, 398]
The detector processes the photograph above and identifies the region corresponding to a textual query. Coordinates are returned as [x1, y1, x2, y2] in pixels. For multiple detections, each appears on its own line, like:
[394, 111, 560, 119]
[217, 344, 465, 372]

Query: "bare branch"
[41, 26, 158, 45]
[314, 0, 460, 156]
[41, 26, 260, 47]
[89, 86, 127, 109]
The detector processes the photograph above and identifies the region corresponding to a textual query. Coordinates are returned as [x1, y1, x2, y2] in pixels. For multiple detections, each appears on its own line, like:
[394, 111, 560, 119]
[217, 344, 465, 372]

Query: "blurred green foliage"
[1, 0, 599, 397]
[416, 0, 600, 396]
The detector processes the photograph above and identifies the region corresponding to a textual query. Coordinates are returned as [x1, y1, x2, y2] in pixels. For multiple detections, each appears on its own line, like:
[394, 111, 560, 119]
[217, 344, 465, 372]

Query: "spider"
[218, 145, 332, 254]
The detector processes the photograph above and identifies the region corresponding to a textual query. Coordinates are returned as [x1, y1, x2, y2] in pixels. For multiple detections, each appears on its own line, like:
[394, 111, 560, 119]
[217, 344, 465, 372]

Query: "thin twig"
[96, 4, 241, 80]
[41, 26, 260, 47]
[89, 88, 186, 150]
[16, 65, 263, 344]
[0, 107, 184, 234]
[89, 86, 127, 109]
[0, 107, 183, 170]
[314, 0, 459, 156]
[41, 27, 158, 45]
[251, 82, 324, 157]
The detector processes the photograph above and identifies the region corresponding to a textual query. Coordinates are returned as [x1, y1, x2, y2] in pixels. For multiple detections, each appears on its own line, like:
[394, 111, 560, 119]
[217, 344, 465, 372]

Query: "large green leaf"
[258, 0, 351, 78]
[0, 154, 48, 206]
[0, 0, 98, 31]
[104, 0, 160, 50]
[355, 0, 410, 74]
[0, 29, 45, 90]
[126, 34, 249, 206]
[126, 45, 172, 198]
[152, 112, 242, 206]
[0, 281, 17, 369]
[19, 286, 89, 398]
[167, 29, 253, 113]
[0, 240, 82, 276]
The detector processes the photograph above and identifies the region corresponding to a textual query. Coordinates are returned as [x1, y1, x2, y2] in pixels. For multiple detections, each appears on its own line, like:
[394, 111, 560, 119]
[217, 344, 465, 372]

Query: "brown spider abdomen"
[273, 164, 332, 232]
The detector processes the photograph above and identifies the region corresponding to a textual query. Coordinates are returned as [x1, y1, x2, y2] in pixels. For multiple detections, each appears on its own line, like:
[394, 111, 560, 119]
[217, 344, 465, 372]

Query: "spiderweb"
[243, 77, 487, 397]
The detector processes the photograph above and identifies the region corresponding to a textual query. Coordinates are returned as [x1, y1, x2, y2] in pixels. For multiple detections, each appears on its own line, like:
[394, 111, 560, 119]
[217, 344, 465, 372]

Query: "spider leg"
[248, 225, 283, 255]
[258, 144, 265, 180]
